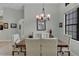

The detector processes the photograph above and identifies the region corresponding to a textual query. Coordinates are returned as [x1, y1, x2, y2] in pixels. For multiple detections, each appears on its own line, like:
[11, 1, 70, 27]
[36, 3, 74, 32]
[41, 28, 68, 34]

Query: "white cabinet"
[29, 40, 40, 56]
[41, 39, 57, 56]
[26, 38, 57, 56]
[26, 39, 40, 56]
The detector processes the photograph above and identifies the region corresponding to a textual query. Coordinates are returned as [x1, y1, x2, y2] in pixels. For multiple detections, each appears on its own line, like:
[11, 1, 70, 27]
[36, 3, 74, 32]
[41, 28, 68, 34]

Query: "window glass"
[72, 33, 77, 39]
[72, 25, 77, 32]
[69, 26, 72, 31]
[65, 10, 77, 40]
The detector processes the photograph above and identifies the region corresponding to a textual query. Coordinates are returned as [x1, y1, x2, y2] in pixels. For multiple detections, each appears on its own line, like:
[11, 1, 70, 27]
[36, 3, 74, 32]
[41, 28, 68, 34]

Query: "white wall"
[70, 39, 79, 56]
[24, 3, 61, 38]
[56, 3, 65, 40]
[0, 7, 23, 41]
[18, 19, 24, 39]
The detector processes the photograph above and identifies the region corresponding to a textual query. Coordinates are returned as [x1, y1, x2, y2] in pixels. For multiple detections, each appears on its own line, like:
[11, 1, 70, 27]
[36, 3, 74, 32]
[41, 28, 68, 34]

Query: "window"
[65, 8, 79, 40]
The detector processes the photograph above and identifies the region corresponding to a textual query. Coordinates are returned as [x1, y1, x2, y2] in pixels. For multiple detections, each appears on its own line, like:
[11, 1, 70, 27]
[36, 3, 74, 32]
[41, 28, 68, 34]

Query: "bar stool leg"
[12, 51, 14, 56]
[24, 51, 26, 56]
[68, 51, 70, 56]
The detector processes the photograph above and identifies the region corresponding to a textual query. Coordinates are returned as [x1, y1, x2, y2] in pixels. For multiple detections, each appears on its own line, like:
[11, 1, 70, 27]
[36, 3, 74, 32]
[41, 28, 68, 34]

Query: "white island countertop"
[24, 38, 57, 40]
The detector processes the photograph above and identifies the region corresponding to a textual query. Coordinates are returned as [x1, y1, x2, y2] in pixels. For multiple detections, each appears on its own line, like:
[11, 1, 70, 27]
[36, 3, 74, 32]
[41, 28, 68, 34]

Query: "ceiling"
[0, 3, 61, 10]
[0, 3, 25, 10]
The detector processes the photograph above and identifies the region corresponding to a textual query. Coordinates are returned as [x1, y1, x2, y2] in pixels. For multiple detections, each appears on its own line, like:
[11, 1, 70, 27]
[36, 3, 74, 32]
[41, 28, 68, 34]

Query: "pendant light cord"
[42, 2, 45, 16]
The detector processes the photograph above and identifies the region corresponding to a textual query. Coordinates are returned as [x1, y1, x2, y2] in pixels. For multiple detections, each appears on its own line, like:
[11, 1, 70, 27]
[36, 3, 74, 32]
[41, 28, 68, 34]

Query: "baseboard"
[70, 51, 77, 56]
[0, 40, 11, 42]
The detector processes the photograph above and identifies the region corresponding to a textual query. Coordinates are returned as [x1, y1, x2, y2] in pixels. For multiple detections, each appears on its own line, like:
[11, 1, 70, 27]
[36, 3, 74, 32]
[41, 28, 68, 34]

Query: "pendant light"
[36, 3, 50, 21]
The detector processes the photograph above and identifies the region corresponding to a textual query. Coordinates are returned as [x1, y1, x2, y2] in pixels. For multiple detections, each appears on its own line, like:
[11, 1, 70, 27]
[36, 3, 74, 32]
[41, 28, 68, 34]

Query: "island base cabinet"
[26, 39, 57, 56]
[41, 39, 57, 56]
[26, 40, 40, 56]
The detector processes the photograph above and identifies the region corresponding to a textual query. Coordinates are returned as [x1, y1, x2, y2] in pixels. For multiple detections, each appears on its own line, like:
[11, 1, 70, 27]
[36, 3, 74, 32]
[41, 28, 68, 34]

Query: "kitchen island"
[25, 38, 58, 56]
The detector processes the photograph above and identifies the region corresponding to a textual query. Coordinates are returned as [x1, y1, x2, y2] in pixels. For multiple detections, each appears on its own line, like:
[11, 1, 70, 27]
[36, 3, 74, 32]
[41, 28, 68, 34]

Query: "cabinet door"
[29, 40, 40, 56]
[40, 39, 47, 56]
[46, 40, 57, 56]
[26, 39, 57, 56]
[41, 39, 57, 56]
[25, 39, 30, 56]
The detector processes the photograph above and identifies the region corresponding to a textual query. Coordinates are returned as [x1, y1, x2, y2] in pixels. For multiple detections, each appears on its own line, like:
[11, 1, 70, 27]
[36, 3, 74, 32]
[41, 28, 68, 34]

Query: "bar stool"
[57, 34, 71, 56]
[12, 34, 26, 56]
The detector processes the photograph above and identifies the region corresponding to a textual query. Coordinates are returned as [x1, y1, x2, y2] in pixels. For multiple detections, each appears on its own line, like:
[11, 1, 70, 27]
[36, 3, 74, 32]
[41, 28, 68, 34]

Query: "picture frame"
[11, 23, 17, 28]
[0, 25, 3, 30]
[4, 23, 8, 29]
[59, 22, 63, 28]
[37, 19, 46, 31]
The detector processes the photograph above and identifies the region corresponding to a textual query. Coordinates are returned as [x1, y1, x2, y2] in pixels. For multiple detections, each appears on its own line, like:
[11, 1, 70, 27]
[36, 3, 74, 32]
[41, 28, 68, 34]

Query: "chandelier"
[36, 4, 50, 21]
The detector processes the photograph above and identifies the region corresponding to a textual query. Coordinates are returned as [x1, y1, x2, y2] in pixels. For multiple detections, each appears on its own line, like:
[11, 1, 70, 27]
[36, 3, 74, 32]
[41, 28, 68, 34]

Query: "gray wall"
[55, 3, 65, 40]
[0, 7, 23, 41]
[23, 3, 61, 38]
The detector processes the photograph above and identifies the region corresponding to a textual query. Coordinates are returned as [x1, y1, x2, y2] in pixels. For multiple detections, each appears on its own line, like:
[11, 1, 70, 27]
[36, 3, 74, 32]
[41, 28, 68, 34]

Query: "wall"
[0, 7, 23, 41]
[24, 3, 60, 38]
[55, 3, 65, 40]
[18, 19, 24, 39]
[70, 39, 79, 56]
